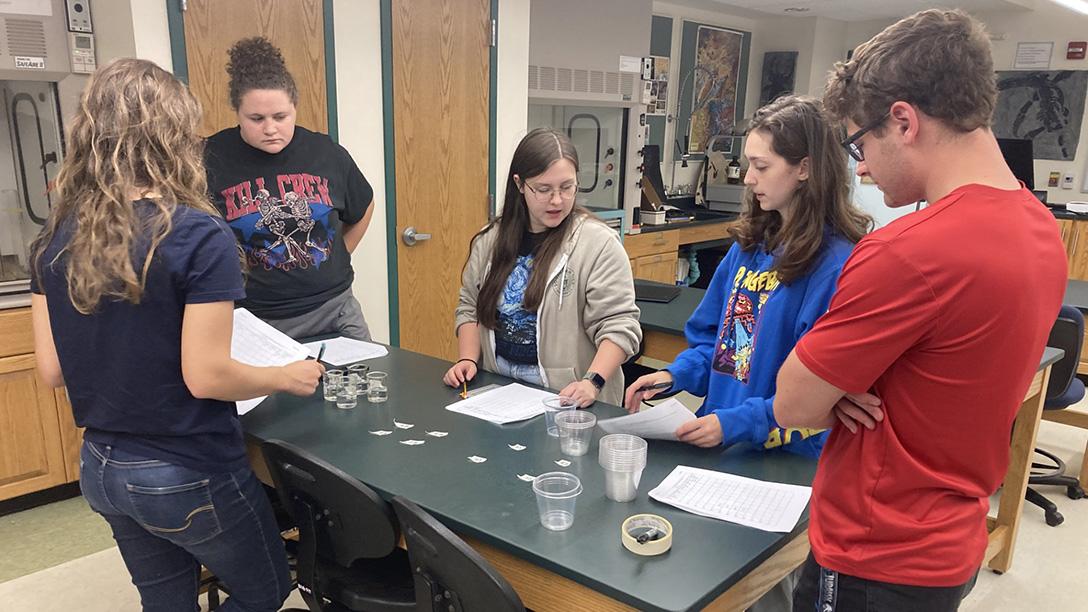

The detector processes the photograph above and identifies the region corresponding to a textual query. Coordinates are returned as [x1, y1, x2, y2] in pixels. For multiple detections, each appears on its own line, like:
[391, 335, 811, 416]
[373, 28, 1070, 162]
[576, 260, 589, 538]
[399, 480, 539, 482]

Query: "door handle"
[402, 227, 432, 246]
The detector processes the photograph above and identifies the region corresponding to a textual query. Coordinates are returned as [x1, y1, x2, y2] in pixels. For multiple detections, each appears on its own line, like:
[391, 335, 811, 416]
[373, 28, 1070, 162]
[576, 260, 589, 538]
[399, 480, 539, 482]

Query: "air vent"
[620, 73, 635, 98]
[573, 69, 588, 93]
[527, 64, 539, 89]
[589, 70, 604, 94]
[5, 18, 47, 57]
[538, 65, 556, 91]
[606, 72, 619, 95]
[556, 67, 572, 92]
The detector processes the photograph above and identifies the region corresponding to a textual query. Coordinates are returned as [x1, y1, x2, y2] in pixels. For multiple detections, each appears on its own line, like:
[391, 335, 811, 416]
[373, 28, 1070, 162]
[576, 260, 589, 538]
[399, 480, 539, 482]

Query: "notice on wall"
[0, 0, 52, 16]
[1014, 42, 1053, 70]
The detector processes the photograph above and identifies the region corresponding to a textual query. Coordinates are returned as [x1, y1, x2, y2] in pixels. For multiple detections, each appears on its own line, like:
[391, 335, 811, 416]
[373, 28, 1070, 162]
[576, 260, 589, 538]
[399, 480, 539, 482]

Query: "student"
[443, 128, 641, 407]
[624, 95, 871, 457]
[772, 10, 1067, 611]
[205, 36, 375, 340]
[30, 59, 323, 611]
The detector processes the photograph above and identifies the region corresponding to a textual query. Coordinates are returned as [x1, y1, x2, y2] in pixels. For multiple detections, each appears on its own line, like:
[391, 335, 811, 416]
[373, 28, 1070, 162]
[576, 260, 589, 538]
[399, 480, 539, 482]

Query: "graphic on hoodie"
[712, 265, 779, 383]
[219, 174, 335, 272]
[495, 254, 539, 364]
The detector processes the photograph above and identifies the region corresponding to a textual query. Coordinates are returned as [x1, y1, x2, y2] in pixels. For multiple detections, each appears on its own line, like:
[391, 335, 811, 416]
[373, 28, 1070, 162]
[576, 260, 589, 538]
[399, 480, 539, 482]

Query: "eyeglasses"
[524, 181, 578, 201]
[841, 112, 890, 163]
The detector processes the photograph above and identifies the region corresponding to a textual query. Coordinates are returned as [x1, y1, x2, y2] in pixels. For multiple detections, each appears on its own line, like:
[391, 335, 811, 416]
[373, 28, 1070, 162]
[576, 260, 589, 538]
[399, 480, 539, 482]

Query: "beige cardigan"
[454, 214, 642, 405]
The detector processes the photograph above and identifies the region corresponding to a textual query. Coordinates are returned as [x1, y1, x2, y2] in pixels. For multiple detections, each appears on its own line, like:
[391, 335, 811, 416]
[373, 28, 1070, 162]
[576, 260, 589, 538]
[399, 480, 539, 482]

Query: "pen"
[640, 381, 672, 392]
[316, 342, 327, 363]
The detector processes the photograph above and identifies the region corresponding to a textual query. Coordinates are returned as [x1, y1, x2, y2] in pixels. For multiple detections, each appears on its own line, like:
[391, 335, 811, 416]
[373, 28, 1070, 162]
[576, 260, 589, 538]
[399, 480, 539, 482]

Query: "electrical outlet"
[1063, 173, 1075, 190]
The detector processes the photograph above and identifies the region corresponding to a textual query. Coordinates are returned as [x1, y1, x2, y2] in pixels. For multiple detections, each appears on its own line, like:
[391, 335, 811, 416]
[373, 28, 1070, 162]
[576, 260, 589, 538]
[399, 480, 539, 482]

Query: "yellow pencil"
[460, 380, 468, 399]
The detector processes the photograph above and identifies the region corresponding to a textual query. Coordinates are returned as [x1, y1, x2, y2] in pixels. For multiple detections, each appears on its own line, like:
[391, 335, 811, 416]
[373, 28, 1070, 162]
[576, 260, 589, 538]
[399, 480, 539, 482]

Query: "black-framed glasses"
[841, 112, 890, 163]
[524, 181, 578, 201]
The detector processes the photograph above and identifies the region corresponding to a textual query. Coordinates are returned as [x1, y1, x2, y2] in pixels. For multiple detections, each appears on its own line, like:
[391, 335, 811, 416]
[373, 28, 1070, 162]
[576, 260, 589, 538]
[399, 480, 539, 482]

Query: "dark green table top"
[636, 284, 705, 336]
[242, 345, 816, 612]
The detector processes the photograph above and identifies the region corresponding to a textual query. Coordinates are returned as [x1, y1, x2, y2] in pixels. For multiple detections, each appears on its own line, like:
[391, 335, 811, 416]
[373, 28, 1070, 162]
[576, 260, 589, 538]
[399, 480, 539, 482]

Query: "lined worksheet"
[232, 308, 311, 415]
[648, 465, 811, 532]
[445, 384, 554, 424]
[303, 337, 388, 365]
[597, 398, 695, 440]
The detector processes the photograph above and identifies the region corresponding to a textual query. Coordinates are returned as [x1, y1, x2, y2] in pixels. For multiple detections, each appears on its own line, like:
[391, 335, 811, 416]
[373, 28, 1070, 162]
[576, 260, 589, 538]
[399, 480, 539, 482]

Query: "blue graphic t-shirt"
[495, 231, 546, 364]
[205, 126, 374, 319]
[666, 235, 855, 457]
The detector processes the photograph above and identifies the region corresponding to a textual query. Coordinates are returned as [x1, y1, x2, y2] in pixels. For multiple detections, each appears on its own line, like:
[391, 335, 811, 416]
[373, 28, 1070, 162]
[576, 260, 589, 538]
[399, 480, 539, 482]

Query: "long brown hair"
[729, 95, 872, 284]
[471, 128, 590, 329]
[30, 58, 215, 314]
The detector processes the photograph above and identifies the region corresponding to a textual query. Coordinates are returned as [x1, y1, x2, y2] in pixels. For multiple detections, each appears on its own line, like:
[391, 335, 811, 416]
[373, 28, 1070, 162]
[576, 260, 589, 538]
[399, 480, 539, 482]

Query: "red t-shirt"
[796, 184, 1067, 586]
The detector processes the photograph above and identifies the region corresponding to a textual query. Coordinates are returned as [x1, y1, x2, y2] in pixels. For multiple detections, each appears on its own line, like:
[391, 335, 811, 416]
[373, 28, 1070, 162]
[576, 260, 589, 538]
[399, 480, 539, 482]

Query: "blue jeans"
[80, 441, 291, 612]
[494, 354, 544, 386]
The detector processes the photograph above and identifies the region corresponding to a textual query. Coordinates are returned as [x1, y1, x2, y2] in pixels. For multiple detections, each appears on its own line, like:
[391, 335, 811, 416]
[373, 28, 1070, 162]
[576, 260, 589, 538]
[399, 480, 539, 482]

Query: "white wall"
[336, 0, 390, 343]
[846, 3, 1088, 204]
[496, 0, 530, 211]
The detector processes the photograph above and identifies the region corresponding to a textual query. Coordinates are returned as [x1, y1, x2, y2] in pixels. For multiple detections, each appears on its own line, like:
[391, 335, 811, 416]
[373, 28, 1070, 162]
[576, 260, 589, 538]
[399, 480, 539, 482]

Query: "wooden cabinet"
[624, 220, 735, 285]
[1061, 219, 1088, 281]
[633, 252, 679, 284]
[0, 307, 81, 502]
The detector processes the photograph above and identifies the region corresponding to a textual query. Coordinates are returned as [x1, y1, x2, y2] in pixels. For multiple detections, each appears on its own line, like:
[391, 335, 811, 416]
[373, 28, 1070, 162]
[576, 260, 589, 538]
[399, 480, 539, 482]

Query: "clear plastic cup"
[335, 373, 358, 409]
[367, 371, 388, 403]
[323, 370, 344, 402]
[542, 396, 577, 437]
[555, 410, 597, 457]
[532, 472, 583, 531]
[599, 434, 648, 502]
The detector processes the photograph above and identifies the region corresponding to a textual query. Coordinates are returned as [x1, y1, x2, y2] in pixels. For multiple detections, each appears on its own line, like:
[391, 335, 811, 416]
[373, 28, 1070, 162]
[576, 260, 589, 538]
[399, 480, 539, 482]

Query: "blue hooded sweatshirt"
[665, 234, 854, 457]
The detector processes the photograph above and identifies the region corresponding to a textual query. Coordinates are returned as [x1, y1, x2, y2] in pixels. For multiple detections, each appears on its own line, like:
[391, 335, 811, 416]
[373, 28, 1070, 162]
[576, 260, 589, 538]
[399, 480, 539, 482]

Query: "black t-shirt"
[204, 126, 374, 319]
[31, 202, 249, 473]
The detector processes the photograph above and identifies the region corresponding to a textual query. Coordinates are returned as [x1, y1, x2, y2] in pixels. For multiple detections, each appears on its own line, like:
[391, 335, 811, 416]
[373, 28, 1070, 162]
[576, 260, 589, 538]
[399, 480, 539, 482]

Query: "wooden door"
[392, 0, 491, 359]
[0, 354, 67, 501]
[181, 0, 327, 137]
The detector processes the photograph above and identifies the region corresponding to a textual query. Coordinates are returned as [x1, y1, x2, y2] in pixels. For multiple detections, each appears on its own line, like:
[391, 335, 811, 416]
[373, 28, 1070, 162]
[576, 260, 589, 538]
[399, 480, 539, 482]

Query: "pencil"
[316, 342, 327, 363]
[460, 380, 468, 399]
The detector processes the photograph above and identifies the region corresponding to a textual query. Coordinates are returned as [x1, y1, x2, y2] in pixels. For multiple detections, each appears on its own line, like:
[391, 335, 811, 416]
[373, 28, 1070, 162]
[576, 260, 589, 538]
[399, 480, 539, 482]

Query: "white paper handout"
[597, 398, 695, 440]
[444, 384, 554, 424]
[232, 308, 311, 415]
[648, 465, 811, 533]
[303, 336, 388, 366]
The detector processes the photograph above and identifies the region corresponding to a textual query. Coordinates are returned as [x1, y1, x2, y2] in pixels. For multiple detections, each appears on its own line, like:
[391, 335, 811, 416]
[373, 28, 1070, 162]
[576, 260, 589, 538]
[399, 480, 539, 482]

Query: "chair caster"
[1067, 484, 1086, 500]
[1045, 509, 1065, 527]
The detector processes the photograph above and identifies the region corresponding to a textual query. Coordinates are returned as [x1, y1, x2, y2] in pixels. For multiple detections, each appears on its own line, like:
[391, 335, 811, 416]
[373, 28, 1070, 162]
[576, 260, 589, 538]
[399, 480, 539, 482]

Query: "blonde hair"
[31, 58, 217, 314]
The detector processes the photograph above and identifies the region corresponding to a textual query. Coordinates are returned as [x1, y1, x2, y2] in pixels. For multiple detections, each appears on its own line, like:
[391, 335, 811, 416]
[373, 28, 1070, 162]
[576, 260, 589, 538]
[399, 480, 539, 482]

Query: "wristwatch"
[583, 371, 606, 390]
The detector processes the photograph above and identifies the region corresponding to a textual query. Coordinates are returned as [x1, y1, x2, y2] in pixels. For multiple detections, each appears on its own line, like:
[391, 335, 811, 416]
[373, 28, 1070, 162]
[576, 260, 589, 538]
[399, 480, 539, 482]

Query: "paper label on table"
[425, 431, 448, 437]
[445, 384, 554, 424]
[648, 465, 811, 533]
[303, 336, 389, 366]
[517, 473, 537, 482]
[467, 456, 487, 463]
[508, 444, 526, 451]
[597, 398, 695, 440]
[393, 420, 414, 429]
[554, 459, 572, 467]
[399, 439, 425, 446]
[369, 430, 393, 436]
[231, 308, 310, 415]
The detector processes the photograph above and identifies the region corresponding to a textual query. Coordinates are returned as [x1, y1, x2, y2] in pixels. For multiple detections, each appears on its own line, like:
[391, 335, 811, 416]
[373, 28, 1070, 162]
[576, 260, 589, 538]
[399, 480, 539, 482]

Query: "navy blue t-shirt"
[31, 201, 248, 472]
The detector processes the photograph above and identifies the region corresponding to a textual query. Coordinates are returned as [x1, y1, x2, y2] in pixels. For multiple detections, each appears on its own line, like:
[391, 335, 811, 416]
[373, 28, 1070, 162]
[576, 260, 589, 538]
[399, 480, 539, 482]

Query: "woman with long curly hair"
[30, 58, 322, 611]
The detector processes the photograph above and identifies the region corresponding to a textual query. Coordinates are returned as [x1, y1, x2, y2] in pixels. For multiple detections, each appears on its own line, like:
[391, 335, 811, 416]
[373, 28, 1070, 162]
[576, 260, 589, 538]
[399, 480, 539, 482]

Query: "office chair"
[263, 439, 415, 611]
[390, 496, 525, 612]
[1027, 305, 1088, 527]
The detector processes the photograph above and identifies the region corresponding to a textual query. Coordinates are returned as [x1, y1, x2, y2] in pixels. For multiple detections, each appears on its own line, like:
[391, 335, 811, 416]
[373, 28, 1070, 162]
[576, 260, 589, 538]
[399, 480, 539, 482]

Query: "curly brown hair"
[728, 96, 871, 284]
[226, 36, 298, 109]
[824, 9, 996, 133]
[31, 59, 216, 314]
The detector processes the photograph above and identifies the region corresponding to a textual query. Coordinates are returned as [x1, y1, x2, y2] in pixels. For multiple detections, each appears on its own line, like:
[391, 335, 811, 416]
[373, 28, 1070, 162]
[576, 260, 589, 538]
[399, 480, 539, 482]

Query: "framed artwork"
[759, 51, 797, 106]
[993, 70, 1088, 161]
[687, 25, 743, 153]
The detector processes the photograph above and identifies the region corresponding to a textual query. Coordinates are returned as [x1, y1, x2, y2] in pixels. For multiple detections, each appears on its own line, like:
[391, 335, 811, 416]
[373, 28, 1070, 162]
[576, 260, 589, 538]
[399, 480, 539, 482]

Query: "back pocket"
[127, 479, 222, 546]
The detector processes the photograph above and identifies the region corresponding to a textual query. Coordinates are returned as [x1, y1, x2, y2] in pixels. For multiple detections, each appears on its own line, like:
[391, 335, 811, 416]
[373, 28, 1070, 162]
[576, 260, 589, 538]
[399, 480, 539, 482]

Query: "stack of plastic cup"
[542, 396, 577, 437]
[532, 472, 583, 531]
[598, 434, 648, 502]
[555, 410, 597, 456]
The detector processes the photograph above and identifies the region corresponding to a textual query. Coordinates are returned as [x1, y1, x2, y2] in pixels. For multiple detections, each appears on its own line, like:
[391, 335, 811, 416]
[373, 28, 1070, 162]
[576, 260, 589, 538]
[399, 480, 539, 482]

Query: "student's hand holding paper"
[675, 413, 723, 448]
[280, 360, 325, 396]
[832, 392, 883, 433]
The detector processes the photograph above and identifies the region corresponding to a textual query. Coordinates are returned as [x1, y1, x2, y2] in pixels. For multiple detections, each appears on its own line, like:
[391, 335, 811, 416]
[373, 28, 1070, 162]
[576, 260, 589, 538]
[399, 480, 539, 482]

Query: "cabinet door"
[1069, 222, 1088, 281]
[55, 389, 83, 483]
[634, 253, 679, 284]
[0, 354, 67, 501]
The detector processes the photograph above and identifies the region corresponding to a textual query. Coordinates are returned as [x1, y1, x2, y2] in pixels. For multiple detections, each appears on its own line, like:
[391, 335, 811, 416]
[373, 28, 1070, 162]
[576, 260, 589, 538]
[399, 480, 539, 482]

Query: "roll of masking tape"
[621, 514, 673, 556]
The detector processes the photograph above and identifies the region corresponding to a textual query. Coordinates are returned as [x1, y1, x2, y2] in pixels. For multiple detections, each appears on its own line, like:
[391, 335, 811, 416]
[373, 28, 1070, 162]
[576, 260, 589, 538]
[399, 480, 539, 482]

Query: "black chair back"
[390, 496, 524, 612]
[263, 439, 399, 566]
[1045, 304, 1085, 403]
